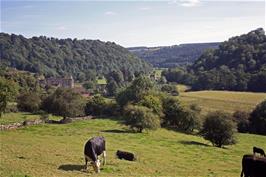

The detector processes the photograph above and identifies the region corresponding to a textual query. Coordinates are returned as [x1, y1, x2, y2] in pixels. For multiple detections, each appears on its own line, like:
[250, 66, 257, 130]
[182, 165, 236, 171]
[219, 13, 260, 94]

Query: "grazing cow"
[253, 147, 266, 157]
[116, 150, 136, 161]
[240, 154, 266, 177]
[84, 136, 106, 173]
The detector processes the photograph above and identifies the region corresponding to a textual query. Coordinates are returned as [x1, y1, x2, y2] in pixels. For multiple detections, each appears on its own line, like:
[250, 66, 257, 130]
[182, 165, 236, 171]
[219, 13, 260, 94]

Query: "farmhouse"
[40, 75, 74, 88]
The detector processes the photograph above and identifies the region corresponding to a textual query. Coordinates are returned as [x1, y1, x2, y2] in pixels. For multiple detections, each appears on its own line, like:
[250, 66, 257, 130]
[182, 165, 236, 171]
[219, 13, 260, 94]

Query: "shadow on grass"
[58, 164, 84, 171]
[101, 129, 133, 133]
[179, 140, 210, 147]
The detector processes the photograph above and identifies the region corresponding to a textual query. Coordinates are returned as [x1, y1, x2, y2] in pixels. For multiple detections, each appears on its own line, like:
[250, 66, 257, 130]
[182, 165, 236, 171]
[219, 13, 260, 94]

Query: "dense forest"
[163, 28, 266, 92]
[128, 43, 219, 68]
[0, 33, 152, 81]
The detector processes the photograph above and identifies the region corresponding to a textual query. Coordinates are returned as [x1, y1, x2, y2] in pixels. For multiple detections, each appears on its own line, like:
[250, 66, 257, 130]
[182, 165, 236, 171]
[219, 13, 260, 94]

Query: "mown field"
[178, 87, 266, 114]
[1, 118, 266, 177]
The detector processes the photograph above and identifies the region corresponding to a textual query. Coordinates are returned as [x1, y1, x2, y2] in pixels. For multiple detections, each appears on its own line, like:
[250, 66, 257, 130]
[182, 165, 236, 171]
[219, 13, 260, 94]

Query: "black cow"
[116, 150, 136, 161]
[84, 136, 106, 173]
[253, 147, 266, 157]
[240, 154, 266, 177]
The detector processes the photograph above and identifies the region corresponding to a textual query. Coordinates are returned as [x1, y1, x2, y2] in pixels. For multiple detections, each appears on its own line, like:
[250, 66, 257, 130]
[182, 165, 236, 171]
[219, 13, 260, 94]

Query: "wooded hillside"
[128, 43, 220, 68]
[0, 33, 152, 81]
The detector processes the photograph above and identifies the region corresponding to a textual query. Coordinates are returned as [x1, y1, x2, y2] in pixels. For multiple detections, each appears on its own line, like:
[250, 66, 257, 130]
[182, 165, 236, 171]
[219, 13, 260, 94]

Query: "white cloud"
[139, 7, 151, 11]
[104, 11, 117, 16]
[168, 0, 200, 7]
[56, 26, 67, 31]
[180, 0, 200, 7]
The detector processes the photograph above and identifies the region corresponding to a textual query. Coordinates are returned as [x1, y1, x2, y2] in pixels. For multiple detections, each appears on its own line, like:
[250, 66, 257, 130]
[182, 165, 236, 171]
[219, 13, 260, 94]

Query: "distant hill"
[190, 28, 266, 92]
[128, 43, 220, 68]
[0, 33, 152, 81]
[163, 28, 266, 92]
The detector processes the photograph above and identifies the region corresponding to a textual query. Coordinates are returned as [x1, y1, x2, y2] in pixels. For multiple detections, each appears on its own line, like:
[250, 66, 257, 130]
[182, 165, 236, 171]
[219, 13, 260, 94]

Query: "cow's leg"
[93, 160, 101, 173]
[103, 151, 106, 166]
[84, 156, 88, 170]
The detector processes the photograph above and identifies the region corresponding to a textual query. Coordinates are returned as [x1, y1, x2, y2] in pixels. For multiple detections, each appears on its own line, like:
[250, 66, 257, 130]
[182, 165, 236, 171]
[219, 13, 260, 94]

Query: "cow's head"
[92, 159, 101, 173]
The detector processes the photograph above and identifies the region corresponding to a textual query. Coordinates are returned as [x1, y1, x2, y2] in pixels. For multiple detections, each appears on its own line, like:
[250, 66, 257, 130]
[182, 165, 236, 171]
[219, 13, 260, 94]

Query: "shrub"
[123, 104, 161, 133]
[17, 92, 41, 113]
[137, 94, 164, 117]
[102, 101, 120, 117]
[200, 111, 236, 148]
[85, 95, 106, 116]
[190, 104, 202, 113]
[162, 96, 200, 132]
[116, 75, 154, 107]
[232, 110, 250, 133]
[178, 108, 201, 133]
[0, 77, 19, 116]
[4, 104, 18, 113]
[162, 96, 182, 126]
[249, 100, 266, 135]
[42, 88, 86, 118]
[161, 84, 179, 96]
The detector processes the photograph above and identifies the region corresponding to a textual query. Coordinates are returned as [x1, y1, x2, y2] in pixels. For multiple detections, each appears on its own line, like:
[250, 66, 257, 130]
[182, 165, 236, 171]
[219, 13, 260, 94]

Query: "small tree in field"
[200, 111, 236, 148]
[123, 104, 160, 133]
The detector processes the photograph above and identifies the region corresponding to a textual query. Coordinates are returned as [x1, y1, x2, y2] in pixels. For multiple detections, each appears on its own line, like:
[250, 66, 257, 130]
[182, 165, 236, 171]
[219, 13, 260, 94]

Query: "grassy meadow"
[178, 87, 266, 114]
[1, 118, 266, 177]
[1, 89, 266, 177]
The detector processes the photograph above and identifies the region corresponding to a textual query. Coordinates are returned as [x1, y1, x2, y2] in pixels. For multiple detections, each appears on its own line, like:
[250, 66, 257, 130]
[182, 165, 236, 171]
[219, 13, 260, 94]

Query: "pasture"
[178, 90, 266, 114]
[1, 118, 266, 177]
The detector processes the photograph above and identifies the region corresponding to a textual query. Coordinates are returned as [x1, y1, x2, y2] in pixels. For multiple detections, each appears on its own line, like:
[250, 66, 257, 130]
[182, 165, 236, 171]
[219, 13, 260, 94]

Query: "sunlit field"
[1, 118, 266, 177]
[179, 90, 266, 114]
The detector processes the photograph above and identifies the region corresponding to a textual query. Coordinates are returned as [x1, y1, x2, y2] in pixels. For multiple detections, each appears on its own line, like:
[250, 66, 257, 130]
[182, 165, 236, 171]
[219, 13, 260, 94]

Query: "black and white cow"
[84, 136, 106, 173]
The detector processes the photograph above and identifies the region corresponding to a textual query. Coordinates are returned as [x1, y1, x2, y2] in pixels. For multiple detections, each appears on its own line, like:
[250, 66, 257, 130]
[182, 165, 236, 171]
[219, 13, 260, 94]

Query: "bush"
[162, 96, 200, 132]
[249, 100, 266, 135]
[42, 88, 86, 118]
[200, 111, 236, 147]
[161, 84, 179, 96]
[85, 95, 106, 116]
[4, 104, 18, 113]
[85, 96, 120, 117]
[116, 75, 154, 107]
[17, 92, 41, 113]
[190, 104, 202, 113]
[123, 104, 161, 133]
[162, 96, 182, 126]
[232, 110, 250, 133]
[178, 108, 201, 133]
[137, 94, 164, 117]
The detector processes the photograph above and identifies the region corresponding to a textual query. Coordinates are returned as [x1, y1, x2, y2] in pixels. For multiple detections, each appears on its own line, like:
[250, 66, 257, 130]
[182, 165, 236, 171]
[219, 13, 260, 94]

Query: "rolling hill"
[0, 33, 152, 81]
[128, 43, 220, 68]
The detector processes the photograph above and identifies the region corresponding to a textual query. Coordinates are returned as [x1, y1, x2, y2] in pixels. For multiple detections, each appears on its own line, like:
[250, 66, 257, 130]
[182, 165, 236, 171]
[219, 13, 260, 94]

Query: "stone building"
[42, 75, 74, 88]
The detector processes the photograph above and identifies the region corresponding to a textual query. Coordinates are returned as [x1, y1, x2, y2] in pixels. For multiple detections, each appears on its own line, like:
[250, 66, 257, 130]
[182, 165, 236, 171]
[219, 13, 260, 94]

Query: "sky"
[1, 0, 265, 47]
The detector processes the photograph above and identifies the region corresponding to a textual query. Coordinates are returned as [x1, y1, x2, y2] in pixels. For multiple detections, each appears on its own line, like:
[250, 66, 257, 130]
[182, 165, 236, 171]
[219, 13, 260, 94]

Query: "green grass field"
[1, 89, 266, 176]
[1, 118, 266, 177]
[179, 90, 266, 114]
